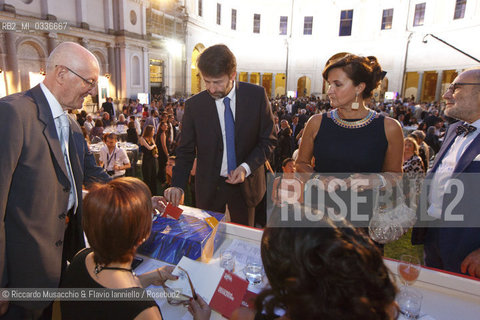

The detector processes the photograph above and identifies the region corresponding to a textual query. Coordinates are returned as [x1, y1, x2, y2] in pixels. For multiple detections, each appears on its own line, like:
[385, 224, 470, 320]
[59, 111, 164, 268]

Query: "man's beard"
[208, 92, 227, 100]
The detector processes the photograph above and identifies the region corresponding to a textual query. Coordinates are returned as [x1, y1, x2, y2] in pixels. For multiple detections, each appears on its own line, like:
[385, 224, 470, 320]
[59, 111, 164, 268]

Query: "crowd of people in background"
[72, 88, 451, 216]
[3, 40, 479, 320]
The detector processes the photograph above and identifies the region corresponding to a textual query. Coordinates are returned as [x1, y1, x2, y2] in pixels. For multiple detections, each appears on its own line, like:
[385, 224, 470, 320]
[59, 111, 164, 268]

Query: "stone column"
[259, 73, 263, 87]
[416, 71, 424, 103]
[107, 44, 115, 93]
[80, 38, 89, 49]
[40, 0, 49, 19]
[47, 33, 57, 55]
[5, 32, 19, 94]
[271, 73, 276, 98]
[143, 46, 149, 95]
[434, 70, 443, 102]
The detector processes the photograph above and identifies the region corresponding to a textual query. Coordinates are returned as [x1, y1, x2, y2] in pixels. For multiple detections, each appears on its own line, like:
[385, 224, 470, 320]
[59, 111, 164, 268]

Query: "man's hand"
[164, 187, 185, 207]
[151, 196, 167, 215]
[0, 300, 9, 317]
[226, 166, 246, 184]
[461, 248, 480, 278]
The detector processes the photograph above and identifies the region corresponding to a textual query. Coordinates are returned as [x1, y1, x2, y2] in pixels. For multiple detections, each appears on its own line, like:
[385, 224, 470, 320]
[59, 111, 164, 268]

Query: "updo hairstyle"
[323, 54, 384, 99]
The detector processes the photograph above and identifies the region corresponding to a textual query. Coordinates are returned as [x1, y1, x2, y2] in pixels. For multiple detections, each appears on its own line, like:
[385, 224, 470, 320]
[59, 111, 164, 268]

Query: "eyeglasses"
[446, 82, 480, 93]
[56, 65, 97, 88]
[163, 266, 197, 305]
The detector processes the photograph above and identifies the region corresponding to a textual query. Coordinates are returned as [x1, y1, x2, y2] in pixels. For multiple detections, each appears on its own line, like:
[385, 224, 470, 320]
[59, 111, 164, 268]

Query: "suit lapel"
[67, 114, 83, 213]
[453, 133, 480, 175]
[30, 85, 69, 181]
[204, 93, 222, 142]
[430, 123, 460, 173]
[234, 82, 246, 143]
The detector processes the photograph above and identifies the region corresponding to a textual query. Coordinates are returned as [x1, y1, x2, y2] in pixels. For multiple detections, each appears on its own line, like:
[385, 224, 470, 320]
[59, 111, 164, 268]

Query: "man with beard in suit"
[164, 44, 276, 226]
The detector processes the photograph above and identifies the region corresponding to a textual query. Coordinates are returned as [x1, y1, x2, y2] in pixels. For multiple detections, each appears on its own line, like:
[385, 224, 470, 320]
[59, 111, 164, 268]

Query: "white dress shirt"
[214, 83, 251, 177]
[428, 119, 480, 218]
[99, 146, 130, 177]
[40, 82, 77, 212]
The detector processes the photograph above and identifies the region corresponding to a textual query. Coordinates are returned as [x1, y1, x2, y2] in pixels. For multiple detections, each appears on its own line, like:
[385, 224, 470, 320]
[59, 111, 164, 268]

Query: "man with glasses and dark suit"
[0, 42, 111, 319]
[413, 68, 480, 279]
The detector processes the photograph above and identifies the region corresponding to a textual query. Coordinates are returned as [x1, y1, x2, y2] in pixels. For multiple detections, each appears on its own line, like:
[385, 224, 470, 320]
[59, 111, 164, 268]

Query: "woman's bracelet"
[156, 268, 164, 281]
[376, 173, 387, 189]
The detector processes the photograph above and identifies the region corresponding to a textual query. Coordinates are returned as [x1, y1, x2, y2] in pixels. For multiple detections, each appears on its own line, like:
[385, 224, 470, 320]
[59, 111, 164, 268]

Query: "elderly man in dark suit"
[413, 68, 480, 278]
[0, 42, 111, 319]
[164, 44, 276, 226]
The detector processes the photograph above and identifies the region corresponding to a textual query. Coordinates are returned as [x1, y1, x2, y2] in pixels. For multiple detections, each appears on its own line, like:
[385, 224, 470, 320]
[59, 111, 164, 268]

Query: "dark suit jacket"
[290, 122, 303, 148]
[413, 121, 480, 273]
[102, 101, 114, 118]
[172, 82, 276, 209]
[0, 85, 109, 309]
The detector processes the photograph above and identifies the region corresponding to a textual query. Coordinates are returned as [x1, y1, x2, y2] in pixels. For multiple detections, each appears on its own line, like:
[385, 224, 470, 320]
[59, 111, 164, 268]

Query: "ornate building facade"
[1, 0, 479, 104]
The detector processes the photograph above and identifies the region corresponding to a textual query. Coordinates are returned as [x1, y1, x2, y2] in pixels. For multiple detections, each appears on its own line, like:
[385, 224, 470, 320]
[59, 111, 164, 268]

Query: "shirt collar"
[467, 118, 480, 129]
[40, 82, 65, 119]
[215, 81, 236, 103]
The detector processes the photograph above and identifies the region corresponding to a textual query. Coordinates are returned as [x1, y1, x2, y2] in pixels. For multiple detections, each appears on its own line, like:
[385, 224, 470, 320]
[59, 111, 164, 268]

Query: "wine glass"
[397, 254, 421, 286]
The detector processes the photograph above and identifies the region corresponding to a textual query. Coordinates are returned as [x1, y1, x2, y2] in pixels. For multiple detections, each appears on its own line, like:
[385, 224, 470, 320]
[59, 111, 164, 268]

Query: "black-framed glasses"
[447, 82, 480, 93]
[56, 65, 97, 88]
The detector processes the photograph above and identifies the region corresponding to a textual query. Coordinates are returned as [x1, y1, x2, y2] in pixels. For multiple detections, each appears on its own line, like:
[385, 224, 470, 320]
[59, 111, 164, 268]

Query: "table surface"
[103, 125, 127, 135]
[137, 223, 480, 320]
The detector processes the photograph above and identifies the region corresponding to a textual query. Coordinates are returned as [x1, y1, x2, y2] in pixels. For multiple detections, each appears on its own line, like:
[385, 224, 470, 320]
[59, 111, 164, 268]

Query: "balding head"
[43, 42, 99, 110]
[46, 42, 99, 75]
[443, 67, 480, 123]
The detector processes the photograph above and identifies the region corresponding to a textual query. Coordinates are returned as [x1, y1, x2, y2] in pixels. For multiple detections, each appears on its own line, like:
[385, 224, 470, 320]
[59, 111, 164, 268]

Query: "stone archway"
[297, 76, 311, 97]
[191, 43, 205, 94]
[17, 39, 46, 91]
[91, 50, 107, 76]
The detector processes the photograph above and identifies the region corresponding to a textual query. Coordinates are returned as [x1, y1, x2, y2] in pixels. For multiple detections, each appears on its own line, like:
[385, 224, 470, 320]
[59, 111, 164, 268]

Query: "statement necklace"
[330, 109, 377, 129]
[94, 264, 135, 276]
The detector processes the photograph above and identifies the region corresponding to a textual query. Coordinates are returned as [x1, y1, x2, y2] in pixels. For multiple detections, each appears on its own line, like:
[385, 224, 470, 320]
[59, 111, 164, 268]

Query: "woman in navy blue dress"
[295, 54, 404, 241]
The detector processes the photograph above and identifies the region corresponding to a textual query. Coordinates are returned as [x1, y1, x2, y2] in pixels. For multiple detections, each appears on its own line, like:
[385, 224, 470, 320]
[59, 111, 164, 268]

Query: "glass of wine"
[397, 254, 421, 286]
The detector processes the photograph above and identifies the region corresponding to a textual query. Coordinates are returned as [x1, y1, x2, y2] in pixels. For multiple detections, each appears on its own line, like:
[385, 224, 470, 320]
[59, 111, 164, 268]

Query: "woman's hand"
[188, 295, 211, 320]
[138, 265, 177, 288]
[311, 175, 345, 192]
[347, 173, 385, 192]
[151, 266, 177, 286]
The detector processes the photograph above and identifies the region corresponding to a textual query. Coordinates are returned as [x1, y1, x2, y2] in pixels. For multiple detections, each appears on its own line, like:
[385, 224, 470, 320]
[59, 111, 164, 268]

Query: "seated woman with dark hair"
[231, 218, 398, 320]
[90, 119, 104, 142]
[60, 177, 176, 320]
[126, 121, 139, 144]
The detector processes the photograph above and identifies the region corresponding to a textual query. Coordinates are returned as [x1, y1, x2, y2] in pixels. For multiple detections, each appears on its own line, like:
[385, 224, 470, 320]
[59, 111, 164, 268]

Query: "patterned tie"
[456, 123, 477, 137]
[59, 113, 78, 213]
[223, 97, 236, 173]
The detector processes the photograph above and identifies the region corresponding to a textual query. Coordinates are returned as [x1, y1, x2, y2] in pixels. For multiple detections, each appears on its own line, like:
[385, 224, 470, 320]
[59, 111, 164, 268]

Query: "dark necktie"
[456, 123, 477, 137]
[223, 97, 236, 173]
